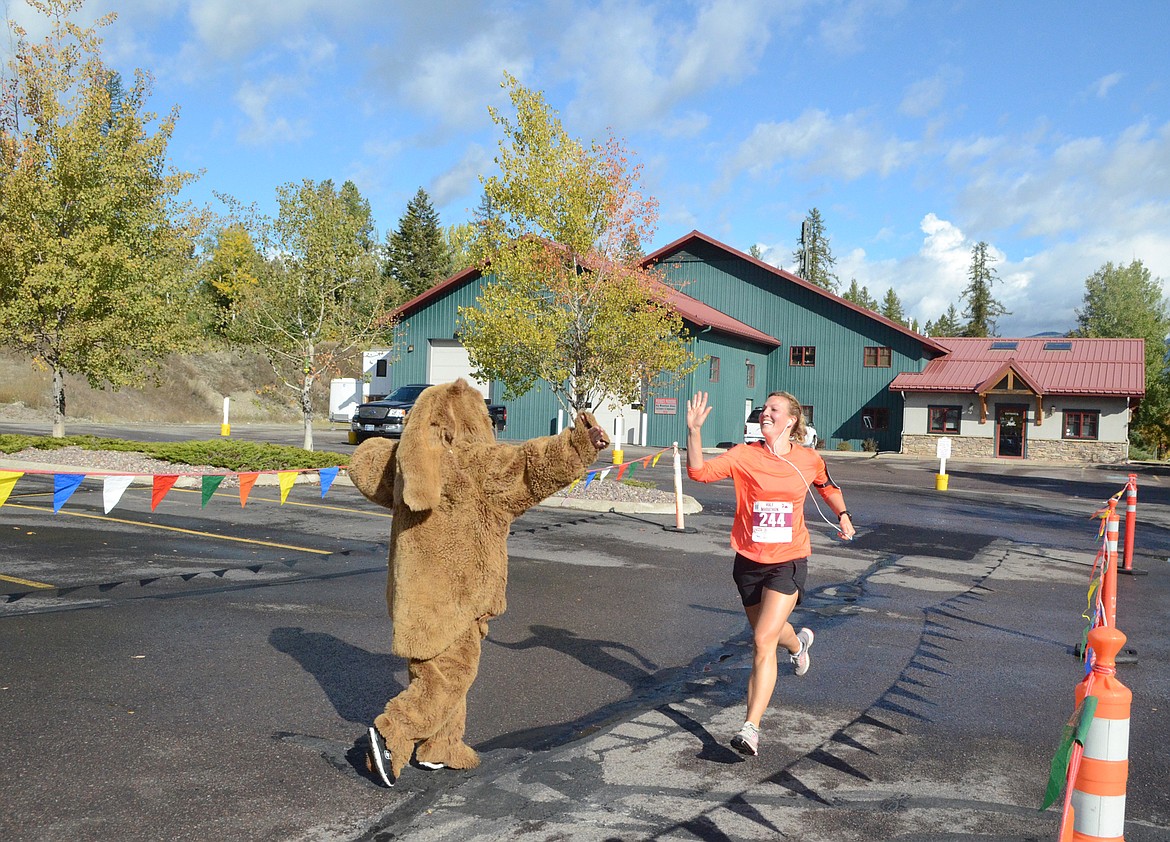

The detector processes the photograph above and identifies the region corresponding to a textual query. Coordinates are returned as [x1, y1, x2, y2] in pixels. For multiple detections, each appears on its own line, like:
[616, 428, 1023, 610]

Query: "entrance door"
[995, 404, 1027, 458]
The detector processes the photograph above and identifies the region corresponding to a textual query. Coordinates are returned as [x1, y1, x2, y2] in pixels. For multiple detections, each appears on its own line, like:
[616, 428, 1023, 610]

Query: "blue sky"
[7, 0, 1170, 336]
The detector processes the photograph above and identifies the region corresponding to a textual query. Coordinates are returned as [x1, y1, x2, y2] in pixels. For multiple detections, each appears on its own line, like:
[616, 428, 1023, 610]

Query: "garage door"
[428, 339, 492, 398]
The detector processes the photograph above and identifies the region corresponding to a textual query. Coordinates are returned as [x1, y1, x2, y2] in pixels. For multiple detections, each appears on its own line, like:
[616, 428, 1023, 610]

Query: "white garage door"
[428, 339, 491, 399]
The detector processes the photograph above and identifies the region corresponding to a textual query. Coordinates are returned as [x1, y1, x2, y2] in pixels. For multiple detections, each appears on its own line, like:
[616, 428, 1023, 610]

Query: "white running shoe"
[791, 627, 814, 677]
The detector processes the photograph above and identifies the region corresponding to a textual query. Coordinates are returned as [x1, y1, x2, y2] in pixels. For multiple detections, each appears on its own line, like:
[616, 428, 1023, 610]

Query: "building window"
[375, 359, 387, 377]
[709, 356, 720, 383]
[928, 405, 961, 434]
[864, 346, 892, 367]
[790, 346, 816, 366]
[1063, 410, 1099, 440]
[802, 406, 814, 425]
[746, 363, 756, 389]
[862, 407, 889, 430]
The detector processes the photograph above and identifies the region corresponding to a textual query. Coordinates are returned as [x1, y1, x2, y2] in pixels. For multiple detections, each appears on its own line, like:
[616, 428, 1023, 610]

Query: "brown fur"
[348, 379, 607, 777]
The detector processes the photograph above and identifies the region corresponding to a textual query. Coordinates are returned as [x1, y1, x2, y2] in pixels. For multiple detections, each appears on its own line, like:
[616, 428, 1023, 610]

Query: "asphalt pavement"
[2, 424, 1169, 841]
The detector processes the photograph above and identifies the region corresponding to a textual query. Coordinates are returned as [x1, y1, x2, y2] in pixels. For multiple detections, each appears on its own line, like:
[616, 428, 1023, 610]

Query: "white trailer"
[363, 349, 394, 399]
[329, 378, 367, 422]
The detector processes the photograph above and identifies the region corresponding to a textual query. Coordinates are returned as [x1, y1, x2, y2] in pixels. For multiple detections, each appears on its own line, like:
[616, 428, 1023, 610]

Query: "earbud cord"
[766, 437, 838, 530]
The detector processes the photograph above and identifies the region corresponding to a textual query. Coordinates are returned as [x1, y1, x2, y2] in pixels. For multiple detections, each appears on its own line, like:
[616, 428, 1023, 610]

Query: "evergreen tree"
[748, 244, 763, 260]
[960, 241, 1009, 336]
[879, 288, 908, 326]
[385, 187, 451, 301]
[924, 304, 963, 337]
[339, 179, 375, 252]
[792, 208, 838, 292]
[841, 278, 878, 310]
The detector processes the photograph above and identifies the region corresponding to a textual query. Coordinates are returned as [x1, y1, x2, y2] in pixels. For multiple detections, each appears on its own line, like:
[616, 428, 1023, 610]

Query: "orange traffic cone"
[1070, 625, 1131, 841]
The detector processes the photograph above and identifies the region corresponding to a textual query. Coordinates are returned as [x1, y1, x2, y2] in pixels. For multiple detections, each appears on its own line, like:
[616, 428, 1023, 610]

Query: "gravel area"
[6, 446, 224, 478]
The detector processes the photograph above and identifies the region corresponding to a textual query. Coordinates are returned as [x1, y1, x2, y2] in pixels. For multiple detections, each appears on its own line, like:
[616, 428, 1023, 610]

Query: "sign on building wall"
[654, 397, 678, 415]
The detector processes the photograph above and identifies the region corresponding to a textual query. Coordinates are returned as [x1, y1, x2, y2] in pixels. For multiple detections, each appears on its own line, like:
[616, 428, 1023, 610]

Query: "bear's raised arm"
[485, 411, 608, 516]
[348, 438, 398, 509]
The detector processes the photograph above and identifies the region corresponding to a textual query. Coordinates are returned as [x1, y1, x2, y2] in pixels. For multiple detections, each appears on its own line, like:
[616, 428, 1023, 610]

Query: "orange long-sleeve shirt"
[688, 442, 843, 564]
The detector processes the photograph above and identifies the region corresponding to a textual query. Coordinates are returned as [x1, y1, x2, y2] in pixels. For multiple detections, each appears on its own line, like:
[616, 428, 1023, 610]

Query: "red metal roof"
[889, 337, 1146, 397]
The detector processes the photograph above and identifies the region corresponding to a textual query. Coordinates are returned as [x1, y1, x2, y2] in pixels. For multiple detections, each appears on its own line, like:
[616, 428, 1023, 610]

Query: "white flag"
[103, 475, 135, 513]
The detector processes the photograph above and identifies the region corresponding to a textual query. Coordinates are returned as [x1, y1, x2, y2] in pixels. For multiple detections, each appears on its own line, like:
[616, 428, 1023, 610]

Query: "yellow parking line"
[0, 573, 55, 589]
[3, 503, 334, 555]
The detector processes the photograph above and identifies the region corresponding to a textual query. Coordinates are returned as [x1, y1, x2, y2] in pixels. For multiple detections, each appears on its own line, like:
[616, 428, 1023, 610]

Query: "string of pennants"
[0, 465, 343, 514]
[566, 448, 670, 494]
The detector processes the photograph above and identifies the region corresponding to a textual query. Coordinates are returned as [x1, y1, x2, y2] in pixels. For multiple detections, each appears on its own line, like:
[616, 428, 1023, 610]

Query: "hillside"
[0, 349, 341, 427]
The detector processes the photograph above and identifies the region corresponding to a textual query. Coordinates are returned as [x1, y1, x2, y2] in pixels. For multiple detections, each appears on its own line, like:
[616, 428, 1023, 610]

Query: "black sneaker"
[366, 726, 395, 787]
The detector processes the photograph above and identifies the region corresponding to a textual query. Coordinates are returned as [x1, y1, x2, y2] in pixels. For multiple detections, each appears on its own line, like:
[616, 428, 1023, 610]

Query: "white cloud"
[430, 143, 491, 209]
[733, 109, 916, 181]
[234, 76, 310, 145]
[817, 0, 906, 56]
[1091, 72, 1123, 99]
[899, 66, 961, 119]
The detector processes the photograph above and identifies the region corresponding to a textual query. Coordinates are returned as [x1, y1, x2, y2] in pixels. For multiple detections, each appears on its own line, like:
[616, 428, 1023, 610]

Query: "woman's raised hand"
[686, 391, 713, 431]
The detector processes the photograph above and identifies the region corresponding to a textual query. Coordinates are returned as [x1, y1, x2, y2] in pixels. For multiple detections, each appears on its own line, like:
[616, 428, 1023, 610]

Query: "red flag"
[151, 475, 179, 511]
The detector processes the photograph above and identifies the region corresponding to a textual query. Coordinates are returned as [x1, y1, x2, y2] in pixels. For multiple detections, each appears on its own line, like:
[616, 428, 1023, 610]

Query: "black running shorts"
[732, 554, 808, 607]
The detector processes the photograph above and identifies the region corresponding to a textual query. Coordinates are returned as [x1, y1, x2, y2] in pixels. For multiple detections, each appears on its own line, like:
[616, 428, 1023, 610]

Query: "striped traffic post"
[1102, 500, 1119, 631]
[1070, 625, 1131, 841]
[1119, 475, 1146, 577]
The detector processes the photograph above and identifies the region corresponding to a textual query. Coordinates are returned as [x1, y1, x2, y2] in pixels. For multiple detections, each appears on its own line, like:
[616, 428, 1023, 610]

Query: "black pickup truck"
[350, 383, 507, 443]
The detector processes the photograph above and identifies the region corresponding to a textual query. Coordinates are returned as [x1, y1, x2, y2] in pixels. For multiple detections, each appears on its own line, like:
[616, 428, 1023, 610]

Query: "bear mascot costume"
[347, 379, 609, 786]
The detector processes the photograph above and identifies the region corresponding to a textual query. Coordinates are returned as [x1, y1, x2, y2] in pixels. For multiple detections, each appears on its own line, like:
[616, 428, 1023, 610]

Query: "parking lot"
[2, 424, 1169, 840]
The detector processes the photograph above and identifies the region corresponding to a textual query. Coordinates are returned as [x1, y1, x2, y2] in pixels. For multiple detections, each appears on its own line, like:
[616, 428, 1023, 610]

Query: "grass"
[0, 434, 349, 470]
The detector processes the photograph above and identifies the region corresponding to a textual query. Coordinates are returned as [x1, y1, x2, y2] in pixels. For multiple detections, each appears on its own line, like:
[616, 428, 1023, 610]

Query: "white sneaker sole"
[366, 726, 395, 787]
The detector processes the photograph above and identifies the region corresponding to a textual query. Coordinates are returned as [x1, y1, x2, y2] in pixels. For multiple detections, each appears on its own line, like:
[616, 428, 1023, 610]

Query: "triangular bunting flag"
[626, 461, 638, 479]
[238, 472, 259, 507]
[151, 475, 179, 511]
[319, 466, 339, 498]
[201, 475, 225, 508]
[103, 475, 134, 513]
[53, 473, 86, 512]
[616, 463, 629, 480]
[599, 468, 612, 482]
[651, 452, 663, 467]
[641, 456, 651, 469]
[278, 471, 297, 504]
[0, 470, 24, 507]
[567, 478, 580, 492]
[583, 471, 596, 489]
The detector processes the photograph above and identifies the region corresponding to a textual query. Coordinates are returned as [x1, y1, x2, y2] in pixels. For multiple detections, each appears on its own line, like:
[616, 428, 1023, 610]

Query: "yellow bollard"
[935, 473, 949, 491]
[220, 397, 231, 437]
[348, 431, 358, 445]
[612, 448, 624, 465]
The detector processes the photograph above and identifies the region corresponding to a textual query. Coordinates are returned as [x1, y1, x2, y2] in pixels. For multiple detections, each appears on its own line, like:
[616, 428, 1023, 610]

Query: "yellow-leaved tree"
[459, 73, 697, 413]
[0, 0, 204, 436]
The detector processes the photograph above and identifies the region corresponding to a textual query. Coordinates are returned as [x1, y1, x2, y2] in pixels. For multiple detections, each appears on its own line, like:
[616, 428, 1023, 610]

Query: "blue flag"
[319, 466, 339, 498]
[53, 473, 86, 512]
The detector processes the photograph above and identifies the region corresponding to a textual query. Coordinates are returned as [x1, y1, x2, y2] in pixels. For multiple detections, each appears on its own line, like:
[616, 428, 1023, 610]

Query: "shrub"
[836, 441, 853, 451]
[862, 438, 879, 452]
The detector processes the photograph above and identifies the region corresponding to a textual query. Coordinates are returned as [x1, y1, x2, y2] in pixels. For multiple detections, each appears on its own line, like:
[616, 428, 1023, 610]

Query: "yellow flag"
[278, 471, 297, 503]
[0, 470, 24, 507]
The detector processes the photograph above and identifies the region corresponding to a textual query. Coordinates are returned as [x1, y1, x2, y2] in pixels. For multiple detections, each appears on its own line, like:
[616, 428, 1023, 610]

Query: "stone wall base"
[900, 435, 1129, 464]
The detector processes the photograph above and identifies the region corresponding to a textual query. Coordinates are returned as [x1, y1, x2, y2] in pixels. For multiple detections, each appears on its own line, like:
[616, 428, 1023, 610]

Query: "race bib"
[752, 501, 793, 543]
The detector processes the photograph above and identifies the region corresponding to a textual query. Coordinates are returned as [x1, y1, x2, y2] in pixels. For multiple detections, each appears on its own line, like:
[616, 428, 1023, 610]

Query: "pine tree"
[960, 241, 1009, 337]
[924, 304, 963, 337]
[879, 288, 908, 326]
[841, 278, 878, 310]
[384, 187, 451, 301]
[792, 208, 838, 292]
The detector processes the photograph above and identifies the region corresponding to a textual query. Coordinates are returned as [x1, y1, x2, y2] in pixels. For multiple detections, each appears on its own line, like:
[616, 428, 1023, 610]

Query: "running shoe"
[366, 726, 395, 787]
[730, 721, 759, 756]
[791, 627, 814, 676]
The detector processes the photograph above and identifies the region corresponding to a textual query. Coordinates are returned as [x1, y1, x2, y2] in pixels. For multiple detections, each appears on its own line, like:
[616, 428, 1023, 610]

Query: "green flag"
[201, 475, 226, 508]
[1040, 695, 1098, 811]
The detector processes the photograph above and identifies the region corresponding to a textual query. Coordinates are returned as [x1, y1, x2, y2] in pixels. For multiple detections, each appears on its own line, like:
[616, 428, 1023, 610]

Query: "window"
[375, 359, 387, 377]
[864, 346, 892, 367]
[990, 341, 1018, 350]
[862, 407, 889, 430]
[745, 363, 756, 389]
[1044, 341, 1073, 351]
[790, 346, 816, 366]
[928, 405, 961, 434]
[709, 356, 720, 383]
[1063, 410, 1099, 440]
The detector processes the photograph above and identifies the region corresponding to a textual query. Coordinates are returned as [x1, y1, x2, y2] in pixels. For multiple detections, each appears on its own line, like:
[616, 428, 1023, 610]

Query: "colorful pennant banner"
[0, 465, 349, 515]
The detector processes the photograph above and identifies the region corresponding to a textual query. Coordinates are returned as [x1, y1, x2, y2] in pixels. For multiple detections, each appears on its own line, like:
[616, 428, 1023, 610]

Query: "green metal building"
[382, 230, 946, 451]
